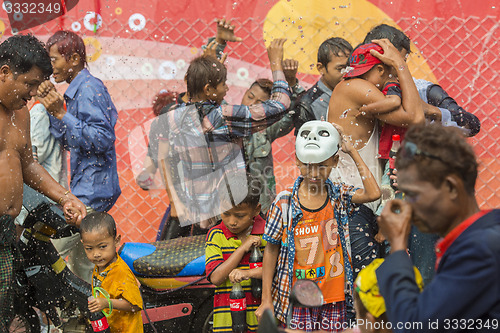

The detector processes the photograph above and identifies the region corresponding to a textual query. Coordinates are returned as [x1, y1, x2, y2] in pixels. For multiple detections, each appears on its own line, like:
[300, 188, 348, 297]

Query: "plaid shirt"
[157, 71, 290, 225]
[263, 176, 358, 323]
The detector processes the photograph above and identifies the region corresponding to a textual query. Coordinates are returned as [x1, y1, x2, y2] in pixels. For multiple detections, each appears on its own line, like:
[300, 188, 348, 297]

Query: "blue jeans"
[408, 226, 439, 286]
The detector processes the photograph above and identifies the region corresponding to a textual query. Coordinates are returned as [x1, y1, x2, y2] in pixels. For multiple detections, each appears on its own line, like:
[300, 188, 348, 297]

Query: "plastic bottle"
[88, 296, 111, 332]
[229, 282, 247, 333]
[389, 134, 401, 190]
[249, 246, 263, 299]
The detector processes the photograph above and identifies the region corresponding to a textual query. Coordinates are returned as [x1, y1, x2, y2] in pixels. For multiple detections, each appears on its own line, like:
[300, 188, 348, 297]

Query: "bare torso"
[0, 107, 30, 217]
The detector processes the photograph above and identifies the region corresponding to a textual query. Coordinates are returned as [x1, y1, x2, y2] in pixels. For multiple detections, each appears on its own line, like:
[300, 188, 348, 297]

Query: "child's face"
[363, 64, 390, 91]
[208, 81, 229, 105]
[221, 203, 260, 237]
[81, 229, 121, 272]
[296, 155, 337, 186]
[49, 44, 78, 84]
[318, 52, 349, 91]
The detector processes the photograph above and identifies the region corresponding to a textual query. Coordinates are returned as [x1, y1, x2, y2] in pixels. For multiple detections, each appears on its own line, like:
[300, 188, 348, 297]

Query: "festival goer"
[376, 123, 500, 332]
[256, 121, 381, 331]
[363, 24, 481, 285]
[327, 39, 424, 282]
[289, 37, 353, 134]
[82, 212, 143, 333]
[241, 59, 302, 214]
[37, 30, 121, 283]
[0, 34, 86, 331]
[156, 38, 291, 229]
[205, 176, 265, 333]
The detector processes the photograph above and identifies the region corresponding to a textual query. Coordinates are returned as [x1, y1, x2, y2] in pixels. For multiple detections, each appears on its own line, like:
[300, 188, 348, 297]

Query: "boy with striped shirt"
[205, 177, 265, 332]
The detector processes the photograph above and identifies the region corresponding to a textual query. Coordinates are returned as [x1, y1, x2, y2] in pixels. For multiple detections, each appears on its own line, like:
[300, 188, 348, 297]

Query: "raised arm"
[217, 39, 291, 137]
[333, 124, 381, 204]
[370, 39, 425, 127]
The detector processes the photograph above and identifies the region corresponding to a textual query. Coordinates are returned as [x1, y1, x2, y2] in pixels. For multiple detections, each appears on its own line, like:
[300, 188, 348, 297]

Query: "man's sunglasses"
[400, 141, 447, 164]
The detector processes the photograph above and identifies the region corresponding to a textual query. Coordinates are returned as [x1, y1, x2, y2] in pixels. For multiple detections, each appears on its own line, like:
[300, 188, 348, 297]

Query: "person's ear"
[316, 62, 325, 75]
[115, 234, 121, 246]
[253, 203, 262, 217]
[376, 64, 385, 75]
[70, 53, 81, 67]
[332, 154, 339, 167]
[203, 83, 213, 97]
[444, 174, 460, 201]
[0, 64, 12, 81]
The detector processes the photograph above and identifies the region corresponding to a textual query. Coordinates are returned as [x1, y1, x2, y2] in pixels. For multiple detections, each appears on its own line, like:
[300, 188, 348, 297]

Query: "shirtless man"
[327, 39, 424, 289]
[0, 34, 86, 330]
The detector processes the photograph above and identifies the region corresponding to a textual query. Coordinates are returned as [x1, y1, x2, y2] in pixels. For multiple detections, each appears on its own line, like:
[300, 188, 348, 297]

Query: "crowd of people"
[0, 15, 497, 333]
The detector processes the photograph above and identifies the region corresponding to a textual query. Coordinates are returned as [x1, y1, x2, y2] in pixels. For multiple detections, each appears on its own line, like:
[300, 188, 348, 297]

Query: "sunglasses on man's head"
[400, 141, 447, 164]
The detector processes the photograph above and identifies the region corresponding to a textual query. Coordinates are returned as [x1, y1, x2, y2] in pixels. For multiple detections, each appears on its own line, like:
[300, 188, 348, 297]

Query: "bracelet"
[93, 286, 113, 317]
[57, 191, 70, 205]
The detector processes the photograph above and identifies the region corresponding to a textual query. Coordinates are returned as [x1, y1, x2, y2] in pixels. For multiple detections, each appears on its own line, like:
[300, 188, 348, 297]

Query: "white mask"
[296, 121, 341, 164]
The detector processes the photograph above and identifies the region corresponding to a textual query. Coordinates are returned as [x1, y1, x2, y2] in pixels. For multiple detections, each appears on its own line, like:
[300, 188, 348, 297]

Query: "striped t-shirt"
[205, 216, 267, 333]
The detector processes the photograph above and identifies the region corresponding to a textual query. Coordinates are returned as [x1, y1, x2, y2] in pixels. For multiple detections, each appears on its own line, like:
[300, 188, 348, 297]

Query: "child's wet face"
[221, 203, 259, 237]
[210, 81, 229, 105]
[81, 229, 120, 272]
[49, 44, 76, 84]
[362, 65, 387, 91]
[296, 155, 336, 186]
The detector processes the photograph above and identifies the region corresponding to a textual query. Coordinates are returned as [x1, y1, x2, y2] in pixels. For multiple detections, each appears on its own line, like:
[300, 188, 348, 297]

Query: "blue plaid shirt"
[157, 70, 291, 225]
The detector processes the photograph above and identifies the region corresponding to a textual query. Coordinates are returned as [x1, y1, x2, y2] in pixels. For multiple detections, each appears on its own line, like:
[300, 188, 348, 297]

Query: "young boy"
[205, 177, 266, 332]
[82, 212, 143, 333]
[256, 121, 381, 331]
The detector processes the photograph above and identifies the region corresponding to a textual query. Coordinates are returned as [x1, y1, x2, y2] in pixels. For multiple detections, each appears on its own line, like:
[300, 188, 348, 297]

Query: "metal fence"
[2, 11, 498, 243]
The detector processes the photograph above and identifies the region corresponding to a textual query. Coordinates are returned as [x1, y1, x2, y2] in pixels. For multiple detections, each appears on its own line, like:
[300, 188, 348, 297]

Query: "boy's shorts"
[290, 301, 347, 333]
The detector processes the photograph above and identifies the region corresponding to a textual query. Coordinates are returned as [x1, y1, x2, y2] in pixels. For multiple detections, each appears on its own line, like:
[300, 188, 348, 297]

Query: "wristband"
[93, 286, 113, 317]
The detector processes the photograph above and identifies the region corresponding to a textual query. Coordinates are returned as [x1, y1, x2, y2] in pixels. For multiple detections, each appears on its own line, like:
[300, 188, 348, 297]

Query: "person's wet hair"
[396, 123, 478, 195]
[185, 55, 227, 98]
[364, 24, 411, 53]
[250, 78, 273, 97]
[0, 34, 52, 79]
[317, 37, 353, 68]
[80, 212, 117, 238]
[219, 173, 261, 210]
[152, 90, 177, 116]
[47, 30, 87, 67]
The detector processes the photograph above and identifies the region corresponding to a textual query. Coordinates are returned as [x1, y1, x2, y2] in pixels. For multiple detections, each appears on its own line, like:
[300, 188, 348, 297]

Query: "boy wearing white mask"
[256, 121, 381, 331]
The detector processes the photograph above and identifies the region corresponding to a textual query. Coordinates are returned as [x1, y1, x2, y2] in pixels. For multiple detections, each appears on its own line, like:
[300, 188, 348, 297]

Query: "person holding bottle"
[205, 176, 265, 333]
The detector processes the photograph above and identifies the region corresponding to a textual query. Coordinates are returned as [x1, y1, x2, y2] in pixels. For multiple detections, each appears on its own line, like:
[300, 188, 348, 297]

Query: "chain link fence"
[2, 12, 497, 243]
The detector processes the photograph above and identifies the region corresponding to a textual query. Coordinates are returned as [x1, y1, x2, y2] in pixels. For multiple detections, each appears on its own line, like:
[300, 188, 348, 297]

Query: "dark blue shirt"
[49, 68, 121, 212]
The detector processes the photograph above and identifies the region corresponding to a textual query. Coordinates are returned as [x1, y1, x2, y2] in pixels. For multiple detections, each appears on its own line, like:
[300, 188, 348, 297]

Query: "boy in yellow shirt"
[82, 212, 143, 332]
